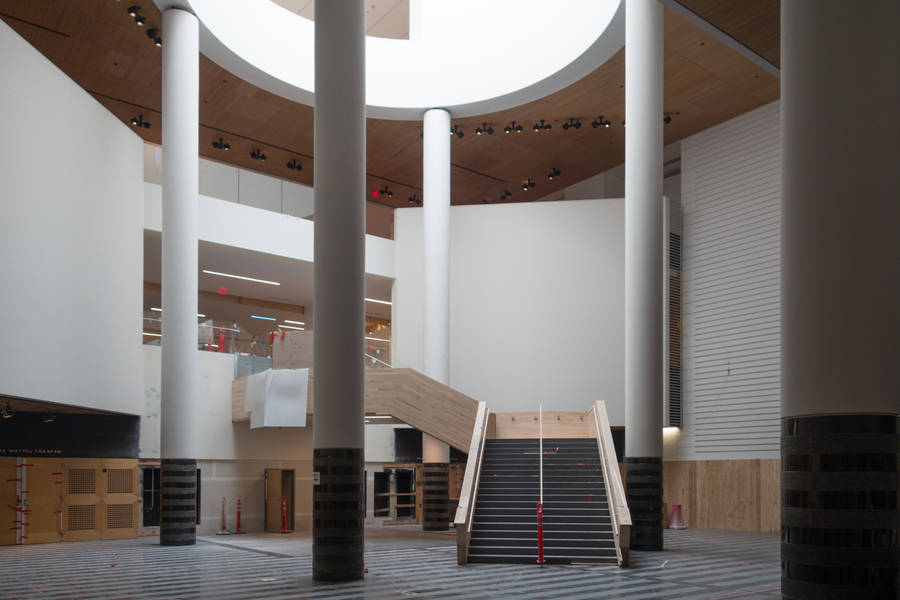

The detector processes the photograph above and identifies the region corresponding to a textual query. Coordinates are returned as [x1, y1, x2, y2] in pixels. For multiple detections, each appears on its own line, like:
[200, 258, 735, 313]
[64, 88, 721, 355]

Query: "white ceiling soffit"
[154, 0, 624, 120]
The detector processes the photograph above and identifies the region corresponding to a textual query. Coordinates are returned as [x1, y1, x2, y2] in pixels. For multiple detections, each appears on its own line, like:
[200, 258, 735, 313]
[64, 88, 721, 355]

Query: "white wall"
[0, 21, 144, 415]
[669, 101, 781, 461]
[394, 198, 626, 423]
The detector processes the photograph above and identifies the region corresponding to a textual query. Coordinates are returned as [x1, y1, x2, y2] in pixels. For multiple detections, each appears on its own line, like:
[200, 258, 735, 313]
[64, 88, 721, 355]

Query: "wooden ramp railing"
[453, 401, 489, 565]
[231, 368, 480, 452]
[589, 400, 631, 567]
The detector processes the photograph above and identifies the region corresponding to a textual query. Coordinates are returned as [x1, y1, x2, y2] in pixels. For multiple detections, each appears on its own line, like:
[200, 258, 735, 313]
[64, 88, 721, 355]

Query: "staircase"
[468, 438, 617, 564]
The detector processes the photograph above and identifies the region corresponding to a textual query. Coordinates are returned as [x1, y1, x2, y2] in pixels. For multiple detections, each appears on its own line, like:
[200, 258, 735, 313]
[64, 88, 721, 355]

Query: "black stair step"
[469, 545, 616, 558]
[474, 514, 611, 524]
[472, 525, 613, 536]
[469, 536, 614, 547]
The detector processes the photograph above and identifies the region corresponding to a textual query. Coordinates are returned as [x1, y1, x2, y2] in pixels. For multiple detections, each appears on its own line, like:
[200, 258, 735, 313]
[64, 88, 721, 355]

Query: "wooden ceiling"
[1, 1, 780, 214]
[676, 0, 780, 67]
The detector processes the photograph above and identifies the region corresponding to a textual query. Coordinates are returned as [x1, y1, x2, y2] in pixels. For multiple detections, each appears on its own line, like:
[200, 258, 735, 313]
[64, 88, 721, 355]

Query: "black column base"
[781, 414, 898, 600]
[160, 458, 197, 546]
[313, 448, 364, 582]
[422, 462, 449, 531]
[625, 456, 663, 551]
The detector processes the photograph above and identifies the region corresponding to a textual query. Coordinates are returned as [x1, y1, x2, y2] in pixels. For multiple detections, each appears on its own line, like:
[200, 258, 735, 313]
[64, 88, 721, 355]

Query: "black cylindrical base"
[422, 463, 449, 531]
[313, 448, 364, 582]
[160, 458, 197, 546]
[625, 456, 663, 551]
[781, 415, 898, 600]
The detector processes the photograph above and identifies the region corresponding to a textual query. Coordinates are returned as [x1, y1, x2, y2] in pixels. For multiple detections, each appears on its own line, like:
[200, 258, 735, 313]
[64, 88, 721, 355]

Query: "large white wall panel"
[0, 21, 143, 414]
[675, 101, 781, 460]
[394, 199, 626, 422]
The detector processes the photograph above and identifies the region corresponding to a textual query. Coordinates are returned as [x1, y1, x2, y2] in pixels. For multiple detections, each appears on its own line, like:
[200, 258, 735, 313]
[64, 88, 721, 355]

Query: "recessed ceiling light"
[202, 270, 280, 286]
[150, 307, 206, 318]
[365, 298, 392, 305]
[366, 416, 393, 419]
[279, 324, 305, 331]
[143, 332, 161, 337]
[283, 320, 305, 325]
[251, 315, 277, 321]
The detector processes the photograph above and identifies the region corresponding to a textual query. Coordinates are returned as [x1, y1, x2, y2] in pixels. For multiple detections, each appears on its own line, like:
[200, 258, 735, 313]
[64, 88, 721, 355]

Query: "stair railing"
[537, 403, 545, 565]
[454, 400, 489, 565]
[591, 400, 632, 567]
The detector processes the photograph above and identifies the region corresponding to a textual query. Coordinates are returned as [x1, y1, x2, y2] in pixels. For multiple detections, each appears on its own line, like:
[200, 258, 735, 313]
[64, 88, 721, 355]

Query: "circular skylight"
[156, 0, 624, 119]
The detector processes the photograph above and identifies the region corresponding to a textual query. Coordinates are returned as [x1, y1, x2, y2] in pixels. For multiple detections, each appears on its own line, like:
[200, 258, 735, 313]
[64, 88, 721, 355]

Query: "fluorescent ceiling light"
[279, 324, 305, 331]
[202, 269, 280, 286]
[365, 416, 393, 419]
[365, 336, 391, 343]
[251, 315, 277, 321]
[283, 319, 305, 325]
[143, 332, 161, 337]
[151, 307, 207, 318]
[365, 298, 392, 306]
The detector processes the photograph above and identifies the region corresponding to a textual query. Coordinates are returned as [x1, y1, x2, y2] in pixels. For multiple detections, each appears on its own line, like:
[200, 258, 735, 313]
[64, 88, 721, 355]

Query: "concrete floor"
[0, 527, 781, 599]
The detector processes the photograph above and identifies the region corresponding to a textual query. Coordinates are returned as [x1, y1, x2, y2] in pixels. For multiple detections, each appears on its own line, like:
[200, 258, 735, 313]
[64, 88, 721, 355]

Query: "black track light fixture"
[481, 198, 489, 204]
[562, 118, 581, 131]
[499, 189, 512, 201]
[250, 148, 267, 161]
[408, 193, 422, 205]
[286, 159, 303, 171]
[0, 402, 13, 419]
[475, 123, 495, 136]
[212, 137, 230, 151]
[146, 28, 162, 46]
[664, 112, 678, 124]
[378, 186, 394, 198]
[521, 178, 536, 191]
[503, 121, 524, 134]
[41, 411, 56, 424]
[130, 115, 150, 128]
[533, 119, 552, 132]
[591, 115, 612, 128]
[127, 5, 140, 17]
[134, 14, 146, 26]
[449, 124, 464, 138]
[547, 167, 561, 180]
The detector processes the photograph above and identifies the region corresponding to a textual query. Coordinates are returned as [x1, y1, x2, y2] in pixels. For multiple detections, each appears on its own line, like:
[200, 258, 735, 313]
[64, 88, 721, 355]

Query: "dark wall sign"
[0, 412, 140, 458]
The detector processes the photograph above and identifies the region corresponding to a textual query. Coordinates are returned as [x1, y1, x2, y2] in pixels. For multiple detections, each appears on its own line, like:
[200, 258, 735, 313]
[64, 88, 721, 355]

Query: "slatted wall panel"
[680, 101, 781, 459]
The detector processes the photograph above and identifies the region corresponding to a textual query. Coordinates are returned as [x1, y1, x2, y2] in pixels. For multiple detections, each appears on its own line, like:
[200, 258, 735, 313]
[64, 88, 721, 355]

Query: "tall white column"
[312, 0, 366, 582]
[780, 2, 899, 598]
[160, 7, 199, 547]
[421, 108, 451, 529]
[623, 0, 663, 551]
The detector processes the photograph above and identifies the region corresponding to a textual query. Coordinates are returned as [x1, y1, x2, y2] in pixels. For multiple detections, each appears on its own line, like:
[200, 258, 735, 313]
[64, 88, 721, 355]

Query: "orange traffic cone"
[669, 504, 686, 529]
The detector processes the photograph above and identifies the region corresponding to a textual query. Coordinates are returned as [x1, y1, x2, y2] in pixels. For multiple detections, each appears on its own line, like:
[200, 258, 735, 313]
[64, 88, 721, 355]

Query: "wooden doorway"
[264, 469, 295, 532]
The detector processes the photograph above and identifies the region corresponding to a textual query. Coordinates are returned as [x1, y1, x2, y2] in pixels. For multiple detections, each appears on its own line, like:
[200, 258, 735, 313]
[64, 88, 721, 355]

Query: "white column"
[422, 108, 451, 465]
[780, 3, 899, 597]
[160, 7, 199, 546]
[623, 0, 663, 551]
[312, 0, 366, 582]
[421, 108, 451, 529]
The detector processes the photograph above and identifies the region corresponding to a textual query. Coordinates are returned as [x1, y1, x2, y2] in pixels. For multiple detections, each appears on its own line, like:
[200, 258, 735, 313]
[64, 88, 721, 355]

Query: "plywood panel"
[492, 411, 592, 439]
[61, 459, 102, 542]
[0, 458, 19, 545]
[662, 461, 696, 529]
[23, 459, 64, 544]
[265, 468, 284, 532]
[272, 330, 314, 370]
[758, 458, 780, 533]
[100, 459, 139, 540]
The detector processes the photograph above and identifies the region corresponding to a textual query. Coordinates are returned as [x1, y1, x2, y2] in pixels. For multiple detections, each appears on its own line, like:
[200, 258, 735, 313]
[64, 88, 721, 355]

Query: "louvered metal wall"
[677, 101, 781, 460]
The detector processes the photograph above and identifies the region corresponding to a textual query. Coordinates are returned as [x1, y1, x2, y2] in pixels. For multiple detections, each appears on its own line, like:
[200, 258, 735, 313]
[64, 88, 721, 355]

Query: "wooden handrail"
[454, 400, 489, 565]
[591, 400, 631, 567]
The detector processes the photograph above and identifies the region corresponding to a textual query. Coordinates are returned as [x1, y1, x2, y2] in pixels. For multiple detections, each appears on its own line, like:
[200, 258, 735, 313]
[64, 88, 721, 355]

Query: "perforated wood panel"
[67, 505, 95, 530]
[68, 469, 96, 495]
[0, 459, 18, 545]
[107, 469, 133, 494]
[106, 504, 134, 529]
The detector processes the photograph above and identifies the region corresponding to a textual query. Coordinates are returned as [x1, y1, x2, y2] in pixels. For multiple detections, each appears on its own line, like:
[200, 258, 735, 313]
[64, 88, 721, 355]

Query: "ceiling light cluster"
[521, 178, 536, 191]
[249, 148, 267, 161]
[475, 123, 494, 136]
[499, 189, 512, 201]
[286, 158, 303, 171]
[408, 193, 422, 206]
[127, 5, 146, 26]
[211, 137, 230, 150]
[146, 28, 162, 47]
[504, 121, 524, 134]
[378, 186, 394, 198]
[562, 118, 581, 131]
[547, 167, 561, 180]
[130, 115, 150, 129]
[1, 402, 12, 419]
[533, 119, 552, 132]
[449, 124, 464, 138]
[591, 115, 612, 128]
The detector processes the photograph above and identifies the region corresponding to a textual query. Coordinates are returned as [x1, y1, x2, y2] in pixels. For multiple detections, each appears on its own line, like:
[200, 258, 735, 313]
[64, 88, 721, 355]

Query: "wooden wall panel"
[0, 459, 19, 546]
[663, 458, 780, 533]
[23, 459, 65, 544]
[492, 411, 592, 439]
[272, 330, 314, 371]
